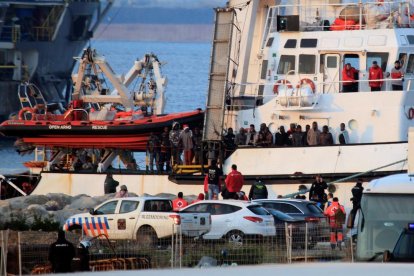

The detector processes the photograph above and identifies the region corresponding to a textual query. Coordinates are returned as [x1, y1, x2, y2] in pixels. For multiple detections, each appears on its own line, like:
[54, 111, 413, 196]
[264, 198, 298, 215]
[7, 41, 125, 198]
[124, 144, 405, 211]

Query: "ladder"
[202, 8, 235, 142]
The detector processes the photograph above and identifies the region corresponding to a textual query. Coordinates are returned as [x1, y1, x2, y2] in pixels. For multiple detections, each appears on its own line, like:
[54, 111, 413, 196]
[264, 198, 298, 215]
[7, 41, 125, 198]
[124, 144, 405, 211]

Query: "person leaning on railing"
[390, 60, 404, 91]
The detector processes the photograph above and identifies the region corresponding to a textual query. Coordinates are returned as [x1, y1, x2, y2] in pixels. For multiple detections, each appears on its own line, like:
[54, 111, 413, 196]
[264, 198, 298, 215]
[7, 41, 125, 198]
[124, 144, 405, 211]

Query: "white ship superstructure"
[205, 0, 414, 179]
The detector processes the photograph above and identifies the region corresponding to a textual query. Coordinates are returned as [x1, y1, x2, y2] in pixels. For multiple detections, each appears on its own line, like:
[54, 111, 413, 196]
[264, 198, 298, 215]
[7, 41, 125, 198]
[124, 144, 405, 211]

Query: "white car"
[63, 197, 211, 244]
[180, 200, 275, 244]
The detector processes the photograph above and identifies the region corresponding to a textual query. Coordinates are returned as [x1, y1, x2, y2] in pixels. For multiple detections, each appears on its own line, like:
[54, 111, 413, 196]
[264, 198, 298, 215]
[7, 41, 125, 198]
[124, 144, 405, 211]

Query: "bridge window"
[406, 54, 414, 74]
[277, 55, 295, 74]
[299, 54, 316, 74]
[266, 37, 274, 47]
[407, 35, 414, 44]
[300, 39, 317, 48]
[284, 39, 297, 48]
[367, 52, 389, 71]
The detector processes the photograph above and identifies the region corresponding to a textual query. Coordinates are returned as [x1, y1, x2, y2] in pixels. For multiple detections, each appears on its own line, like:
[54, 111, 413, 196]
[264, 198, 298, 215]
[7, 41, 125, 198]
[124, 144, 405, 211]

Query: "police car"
[63, 197, 211, 245]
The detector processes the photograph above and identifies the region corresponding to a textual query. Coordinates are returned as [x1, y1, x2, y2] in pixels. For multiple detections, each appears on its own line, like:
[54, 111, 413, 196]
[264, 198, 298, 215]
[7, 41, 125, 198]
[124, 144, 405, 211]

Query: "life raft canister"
[273, 79, 292, 94]
[330, 18, 357, 31]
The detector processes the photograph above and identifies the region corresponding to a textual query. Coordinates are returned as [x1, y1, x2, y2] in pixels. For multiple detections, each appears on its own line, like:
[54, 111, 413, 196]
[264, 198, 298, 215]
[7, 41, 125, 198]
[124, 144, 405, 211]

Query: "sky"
[114, 0, 228, 9]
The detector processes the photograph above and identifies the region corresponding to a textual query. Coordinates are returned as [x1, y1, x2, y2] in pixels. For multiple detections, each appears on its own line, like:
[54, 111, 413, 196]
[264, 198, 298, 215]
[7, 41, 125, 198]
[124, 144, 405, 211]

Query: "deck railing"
[267, 1, 414, 33]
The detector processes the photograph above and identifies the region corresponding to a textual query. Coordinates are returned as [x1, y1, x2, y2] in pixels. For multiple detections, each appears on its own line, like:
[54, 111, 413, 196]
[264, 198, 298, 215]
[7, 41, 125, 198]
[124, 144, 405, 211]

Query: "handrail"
[268, 0, 414, 32]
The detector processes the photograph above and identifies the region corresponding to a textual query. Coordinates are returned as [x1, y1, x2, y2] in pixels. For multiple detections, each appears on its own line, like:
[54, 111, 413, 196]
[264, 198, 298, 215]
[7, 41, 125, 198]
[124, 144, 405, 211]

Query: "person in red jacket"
[342, 63, 359, 92]
[324, 197, 346, 250]
[172, 192, 188, 211]
[224, 164, 244, 199]
[368, 60, 383, 91]
[191, 193, 205, 204]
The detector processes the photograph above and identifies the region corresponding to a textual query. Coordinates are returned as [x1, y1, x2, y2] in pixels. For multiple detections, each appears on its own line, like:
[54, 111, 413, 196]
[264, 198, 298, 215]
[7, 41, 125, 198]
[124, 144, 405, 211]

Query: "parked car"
[266, 209, 318, 248]
[63, 197, 211, 246]
[180, 200, 275, 245]
[253, 199, 329, 243]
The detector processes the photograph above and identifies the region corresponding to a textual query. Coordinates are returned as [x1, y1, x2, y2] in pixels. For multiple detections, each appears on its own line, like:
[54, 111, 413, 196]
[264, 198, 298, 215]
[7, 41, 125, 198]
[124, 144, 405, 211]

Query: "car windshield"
[248, 205, 270, 215]
[393, 230, 414, 260]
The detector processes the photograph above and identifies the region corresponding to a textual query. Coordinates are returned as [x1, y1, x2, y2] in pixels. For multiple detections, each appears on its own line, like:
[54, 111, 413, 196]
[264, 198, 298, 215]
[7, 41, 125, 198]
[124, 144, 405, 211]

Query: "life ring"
[18, 107, 35, 120]
[299, 78, 316, 93]
[273, 79, 292, 94]
[408, 107, 414, 120]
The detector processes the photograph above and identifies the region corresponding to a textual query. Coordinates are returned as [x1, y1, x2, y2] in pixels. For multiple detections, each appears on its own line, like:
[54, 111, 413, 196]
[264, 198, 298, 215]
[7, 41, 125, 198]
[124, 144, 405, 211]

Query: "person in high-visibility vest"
[324, 197, 346, 250]
[172, 192, 188, 211]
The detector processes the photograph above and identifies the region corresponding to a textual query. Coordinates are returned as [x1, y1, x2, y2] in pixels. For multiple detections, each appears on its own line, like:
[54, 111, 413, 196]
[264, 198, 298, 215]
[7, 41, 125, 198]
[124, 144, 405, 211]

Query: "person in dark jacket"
[205, 159, 222, 199]
[75, 239, 91, 272]
[48, 230, 75, 273]
[104, 173, 119, 194]
[309, 174, 328, 209]
[349, 179, 364, 228]
[248, 177, 268, 200]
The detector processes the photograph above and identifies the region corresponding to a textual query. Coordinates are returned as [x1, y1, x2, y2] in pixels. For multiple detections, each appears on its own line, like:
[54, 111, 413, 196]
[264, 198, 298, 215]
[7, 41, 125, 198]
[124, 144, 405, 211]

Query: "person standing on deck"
[193, 127, 203, 165]
[369, 61, 383, 91]
[349, 179, 364, 228]
[309, 174, 328, 209]
[391, 60, 404, 91]
[338, 123, 349, 144]
[342, 63, 359, 92]
[204, 159, 222, 199]
[235, 127, 247, 146]
[169, 122, 182, 166]
[307, 121, 321, 146]
[179, 124, 194, 165]
[146, 132, 160, 173]
[159, 126, 171, 172]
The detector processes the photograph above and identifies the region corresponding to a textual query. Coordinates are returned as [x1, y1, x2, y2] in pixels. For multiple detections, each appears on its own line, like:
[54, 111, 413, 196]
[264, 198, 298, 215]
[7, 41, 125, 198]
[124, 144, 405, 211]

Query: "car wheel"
[136, 226, 157, 248]
[227, 230, 244, 246]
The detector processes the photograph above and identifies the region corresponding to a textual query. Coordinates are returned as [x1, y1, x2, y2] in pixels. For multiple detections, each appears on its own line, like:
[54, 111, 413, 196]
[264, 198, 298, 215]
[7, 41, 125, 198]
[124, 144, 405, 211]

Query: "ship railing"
[229, 76, 414, 109]
[266, 1, 414, 34]
[0, 25, 20, 43]
[0, 64, 28, 81]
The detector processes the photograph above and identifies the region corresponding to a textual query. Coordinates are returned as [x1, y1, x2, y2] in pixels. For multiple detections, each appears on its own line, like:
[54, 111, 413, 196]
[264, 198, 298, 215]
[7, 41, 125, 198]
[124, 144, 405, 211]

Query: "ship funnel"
[409, 127, 414, 176]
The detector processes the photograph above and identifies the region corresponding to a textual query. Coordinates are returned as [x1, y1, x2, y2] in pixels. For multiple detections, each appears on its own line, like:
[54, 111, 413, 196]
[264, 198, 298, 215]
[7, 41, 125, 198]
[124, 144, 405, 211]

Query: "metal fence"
[0, 223, 354, 275]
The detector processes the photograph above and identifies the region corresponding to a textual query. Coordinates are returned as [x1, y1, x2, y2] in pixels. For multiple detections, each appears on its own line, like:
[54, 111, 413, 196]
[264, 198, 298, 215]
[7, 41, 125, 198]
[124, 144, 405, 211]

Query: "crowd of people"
[146, 122, 203, 173]
[223, 121, 349, 152]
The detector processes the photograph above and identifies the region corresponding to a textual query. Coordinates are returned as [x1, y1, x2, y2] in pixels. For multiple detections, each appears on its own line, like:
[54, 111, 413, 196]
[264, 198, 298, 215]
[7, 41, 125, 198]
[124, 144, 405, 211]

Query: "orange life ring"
[408, 107, 414, 120]
[299, 78, 316, 93]
[18, 107, 35, 120]
[273, 79, 292, 94]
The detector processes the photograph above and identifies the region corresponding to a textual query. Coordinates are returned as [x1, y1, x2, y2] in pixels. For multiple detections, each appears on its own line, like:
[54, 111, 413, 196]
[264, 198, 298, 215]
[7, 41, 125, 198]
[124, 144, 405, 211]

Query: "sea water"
[0, 40, 210, 174]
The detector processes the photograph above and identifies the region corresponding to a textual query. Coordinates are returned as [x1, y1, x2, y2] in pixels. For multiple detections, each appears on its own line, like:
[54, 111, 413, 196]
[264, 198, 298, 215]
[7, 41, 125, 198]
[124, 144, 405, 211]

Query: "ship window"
[406, 54, 414, 74]
[284, 39, 297, 48]
[399, 53, 408, 68]
[299, 54, 316, 74]
[277, 55, 296, 74]
[266, 37, 274, 47]
[260, 60, 268, 79]
[300, 39, 317, 48]
[407, 35, 414, 44]
[367, 52, 389, 71]
[326, 56, 337, 68]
